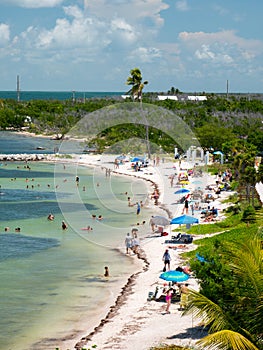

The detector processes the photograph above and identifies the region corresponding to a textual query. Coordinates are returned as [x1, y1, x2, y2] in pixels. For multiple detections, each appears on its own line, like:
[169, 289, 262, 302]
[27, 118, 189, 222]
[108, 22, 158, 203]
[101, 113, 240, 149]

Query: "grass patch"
[184, 223, 261, 261]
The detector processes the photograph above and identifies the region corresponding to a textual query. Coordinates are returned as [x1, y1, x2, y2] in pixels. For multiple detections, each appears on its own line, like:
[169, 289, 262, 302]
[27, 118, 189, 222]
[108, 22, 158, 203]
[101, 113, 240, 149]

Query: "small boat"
[36, 146, 46, 150]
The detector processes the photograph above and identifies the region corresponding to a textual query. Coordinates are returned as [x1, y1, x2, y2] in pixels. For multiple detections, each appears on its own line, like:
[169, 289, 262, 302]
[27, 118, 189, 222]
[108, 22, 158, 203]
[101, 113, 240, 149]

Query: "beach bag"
[163, 266, 166, 272]
[161, 232, 168, 236]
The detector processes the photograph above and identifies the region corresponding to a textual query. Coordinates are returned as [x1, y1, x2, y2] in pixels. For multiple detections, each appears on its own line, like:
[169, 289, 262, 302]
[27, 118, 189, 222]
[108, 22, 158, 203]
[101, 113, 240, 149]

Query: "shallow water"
[0, 130, 83, 154]
[0, 159, 159, 350]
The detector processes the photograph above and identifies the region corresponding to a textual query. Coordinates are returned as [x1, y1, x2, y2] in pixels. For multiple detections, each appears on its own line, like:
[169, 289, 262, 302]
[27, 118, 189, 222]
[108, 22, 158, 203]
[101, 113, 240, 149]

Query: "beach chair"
[147, 291, 154, 301]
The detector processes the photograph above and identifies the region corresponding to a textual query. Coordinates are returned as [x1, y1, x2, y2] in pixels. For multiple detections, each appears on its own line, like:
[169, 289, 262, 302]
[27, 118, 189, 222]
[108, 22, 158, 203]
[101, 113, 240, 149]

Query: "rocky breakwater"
[0, 154, 47, 161]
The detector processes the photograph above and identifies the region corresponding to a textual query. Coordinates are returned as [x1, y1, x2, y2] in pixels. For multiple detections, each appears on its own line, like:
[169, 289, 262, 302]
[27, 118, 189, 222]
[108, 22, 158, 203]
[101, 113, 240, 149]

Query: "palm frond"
[183, 290, 232, 333]
[196, 330, 259, 350]
[228, 235, 263, 294]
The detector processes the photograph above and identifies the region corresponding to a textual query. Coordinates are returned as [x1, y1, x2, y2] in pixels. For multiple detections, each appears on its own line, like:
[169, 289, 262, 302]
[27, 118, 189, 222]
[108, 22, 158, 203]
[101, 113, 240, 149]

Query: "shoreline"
[75, 248, 150, 349]
[0, 132, 234, 349]
[54, 154, 226, 350]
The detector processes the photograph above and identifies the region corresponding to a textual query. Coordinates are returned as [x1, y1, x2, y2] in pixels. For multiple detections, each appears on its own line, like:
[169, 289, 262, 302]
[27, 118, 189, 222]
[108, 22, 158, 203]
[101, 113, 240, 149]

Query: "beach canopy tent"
[213, 151, 224, 164]
[192, 180, 202, 185]
[174, 188, 190, 195]
[149, 216, 170, 227]
[130, 156, 146, 162]
[159, 270, 189, 283]
[170, 215, 199, 225]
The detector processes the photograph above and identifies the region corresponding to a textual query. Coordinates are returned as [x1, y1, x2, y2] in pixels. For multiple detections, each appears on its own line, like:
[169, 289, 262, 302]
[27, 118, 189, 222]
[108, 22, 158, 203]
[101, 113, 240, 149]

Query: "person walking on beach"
[162, 249, 171, 271]
[169, 174, 175, 187]
[190, 201, 194, 215]
[125, 233, 133, 254]
[182, 198, 189, 214]
[132, 233, 140, 254]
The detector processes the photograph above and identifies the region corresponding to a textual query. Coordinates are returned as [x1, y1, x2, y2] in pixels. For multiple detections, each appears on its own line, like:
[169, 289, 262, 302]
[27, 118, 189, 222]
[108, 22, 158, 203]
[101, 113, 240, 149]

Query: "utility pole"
[72, 90, 76, 103]
[226, 79, 229, 99]
[17, 75, 20, 102]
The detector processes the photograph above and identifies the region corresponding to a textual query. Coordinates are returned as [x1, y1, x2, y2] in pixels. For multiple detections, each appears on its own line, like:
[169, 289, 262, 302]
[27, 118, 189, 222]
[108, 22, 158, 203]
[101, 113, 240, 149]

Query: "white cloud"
[175, 0, 189, 12]
[6, 2, 168, 65]
[110, 18, 137, 44]
[0, 0, 65, 8]
[129, 46, 162, 63]
[195, 44, 233, 64]
[63, 5, 84, 19]
[84, 0, 169, 26]
[178, 30, 263, 64]
[0, 23, 10, 44]
[36, 15, 107, 50]
[213, 4, 228, 16]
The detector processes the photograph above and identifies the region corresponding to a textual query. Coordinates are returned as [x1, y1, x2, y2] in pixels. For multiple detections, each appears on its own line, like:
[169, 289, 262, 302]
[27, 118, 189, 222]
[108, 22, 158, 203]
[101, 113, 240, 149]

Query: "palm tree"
[183, 233, 263, 350]
[126, 68, 148, 101]
[125, 68, 151, 158]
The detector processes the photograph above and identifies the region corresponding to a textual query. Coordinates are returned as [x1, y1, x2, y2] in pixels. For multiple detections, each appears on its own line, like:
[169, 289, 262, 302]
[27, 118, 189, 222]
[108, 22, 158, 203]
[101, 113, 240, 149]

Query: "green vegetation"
[0, 94, 262, 158]
[183, 227, 263, 350]
[170, 179, 263, 350]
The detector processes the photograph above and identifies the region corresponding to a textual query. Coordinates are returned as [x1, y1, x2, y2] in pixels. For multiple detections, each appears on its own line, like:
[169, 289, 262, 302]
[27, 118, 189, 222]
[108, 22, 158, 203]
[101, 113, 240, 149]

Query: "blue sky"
[0, 0, 262, 92]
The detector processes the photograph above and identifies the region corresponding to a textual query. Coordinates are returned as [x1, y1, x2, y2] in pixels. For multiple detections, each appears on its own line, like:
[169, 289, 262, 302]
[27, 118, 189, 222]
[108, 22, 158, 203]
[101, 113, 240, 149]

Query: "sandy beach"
[48, 153, 233, 350]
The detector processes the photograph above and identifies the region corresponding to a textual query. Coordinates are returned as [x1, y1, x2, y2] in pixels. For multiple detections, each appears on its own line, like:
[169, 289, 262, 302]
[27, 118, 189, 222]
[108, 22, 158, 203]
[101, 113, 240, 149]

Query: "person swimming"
[47, 213, 54, 221]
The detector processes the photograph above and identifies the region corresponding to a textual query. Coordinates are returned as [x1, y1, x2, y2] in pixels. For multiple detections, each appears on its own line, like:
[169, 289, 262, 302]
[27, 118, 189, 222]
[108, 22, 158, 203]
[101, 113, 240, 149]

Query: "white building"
[157, 95, 178, 101]
[187, 96, 207, 101]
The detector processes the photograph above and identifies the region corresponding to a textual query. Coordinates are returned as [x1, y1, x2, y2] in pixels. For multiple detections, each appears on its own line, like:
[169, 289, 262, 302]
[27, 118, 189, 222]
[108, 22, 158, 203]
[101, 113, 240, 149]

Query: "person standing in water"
[104, 266, 109, 277]
[62, 221, 68, 230]
[136, 202, 141, 215]
[125, 232, 133, 254]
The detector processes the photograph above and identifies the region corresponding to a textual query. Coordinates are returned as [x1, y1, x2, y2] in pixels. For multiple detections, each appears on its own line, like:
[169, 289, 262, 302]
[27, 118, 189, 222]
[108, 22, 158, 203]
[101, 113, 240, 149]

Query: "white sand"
[50, 154, 233, 350]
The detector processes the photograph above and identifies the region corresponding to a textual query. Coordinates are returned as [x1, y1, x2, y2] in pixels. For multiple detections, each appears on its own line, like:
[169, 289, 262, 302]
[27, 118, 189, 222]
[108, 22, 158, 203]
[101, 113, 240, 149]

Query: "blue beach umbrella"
[159, 270, 189, 283]
[170, 215, 199, 225]
[174, 188, 190, 195]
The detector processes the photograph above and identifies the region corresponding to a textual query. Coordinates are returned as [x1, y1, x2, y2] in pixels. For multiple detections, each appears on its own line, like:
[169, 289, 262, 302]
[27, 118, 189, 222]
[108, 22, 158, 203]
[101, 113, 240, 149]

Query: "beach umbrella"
[116, 155, 126, 160]
[149, 216, 170, 227]
[170, 215, 199, 225]
[159, 270, 189, 283]
[174, 188, 190, 195]
[180, 180, 190, 185]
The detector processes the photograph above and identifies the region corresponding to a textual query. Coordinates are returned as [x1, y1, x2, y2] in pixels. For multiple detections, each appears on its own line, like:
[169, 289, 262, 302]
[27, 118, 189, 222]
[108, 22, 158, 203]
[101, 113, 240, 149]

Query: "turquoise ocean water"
[0, 91, 123, 101]
[0, 132, 160, 350]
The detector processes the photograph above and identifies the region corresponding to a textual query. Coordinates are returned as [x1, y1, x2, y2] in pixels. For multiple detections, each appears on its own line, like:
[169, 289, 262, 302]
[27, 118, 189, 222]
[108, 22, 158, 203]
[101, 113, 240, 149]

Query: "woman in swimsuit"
[165, 289, 173, 313]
